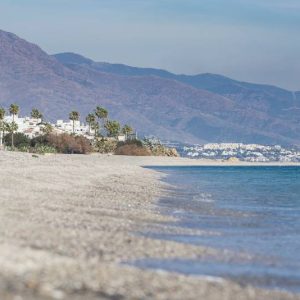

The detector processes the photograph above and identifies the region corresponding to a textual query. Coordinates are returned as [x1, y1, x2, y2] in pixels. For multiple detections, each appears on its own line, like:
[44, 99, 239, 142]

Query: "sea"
[135, 166, 300, 293]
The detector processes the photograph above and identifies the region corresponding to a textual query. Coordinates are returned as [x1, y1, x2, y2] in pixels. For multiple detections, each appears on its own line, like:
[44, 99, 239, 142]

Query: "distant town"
[0, 105, 137, 146]
[2, 114, 89, 138]
[0, 105, 178, 156]
[1, 106, 299, 161]
[181, 143, 300, 162]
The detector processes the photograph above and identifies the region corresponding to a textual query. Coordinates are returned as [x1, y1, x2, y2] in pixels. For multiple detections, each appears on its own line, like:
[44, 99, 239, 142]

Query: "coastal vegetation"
[4, 132, 30, 150]
[69, 111, 80, 134]
[97, 139, 179, 157]
[115, 140, 151, 156]
[36, 134, 91, 154]
[9, 104, 19, 148]
[86, 113, 96, 135]
[0, 104, 179, 157]
[0, 107, 5, 146]
[31, 108, 43, 120]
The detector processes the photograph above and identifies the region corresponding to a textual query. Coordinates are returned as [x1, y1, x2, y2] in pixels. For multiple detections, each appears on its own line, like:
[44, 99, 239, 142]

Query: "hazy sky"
[0, 0, 299, 90]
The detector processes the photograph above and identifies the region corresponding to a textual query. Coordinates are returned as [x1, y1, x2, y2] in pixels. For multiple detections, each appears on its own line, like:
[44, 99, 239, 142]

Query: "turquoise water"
[136, 166, 300, 292]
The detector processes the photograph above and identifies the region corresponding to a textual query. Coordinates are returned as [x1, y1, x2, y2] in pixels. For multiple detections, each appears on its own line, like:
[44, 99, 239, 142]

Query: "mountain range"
[0, 29, 299, 145]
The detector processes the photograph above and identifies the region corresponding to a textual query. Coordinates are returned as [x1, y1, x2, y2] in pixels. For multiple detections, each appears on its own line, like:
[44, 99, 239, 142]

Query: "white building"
[2, 114, 135, 143]
[4, 115, 43, 139]
[55, 120, 92, 136]
[183, 142, 300, 162]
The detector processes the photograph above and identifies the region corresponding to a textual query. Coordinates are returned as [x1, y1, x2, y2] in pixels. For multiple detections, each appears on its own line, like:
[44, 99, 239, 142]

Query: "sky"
[0, 0, 299, 90]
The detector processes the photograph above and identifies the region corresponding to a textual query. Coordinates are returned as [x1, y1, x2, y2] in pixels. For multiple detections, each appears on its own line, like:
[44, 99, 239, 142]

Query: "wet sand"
[0, 151, 299, 300]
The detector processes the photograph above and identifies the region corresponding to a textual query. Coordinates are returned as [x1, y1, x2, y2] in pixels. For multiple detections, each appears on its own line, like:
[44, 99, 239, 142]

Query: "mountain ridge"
[54, 52, 299, 93]
[54, 52, 300, 121]
[0, 29, 299, 146]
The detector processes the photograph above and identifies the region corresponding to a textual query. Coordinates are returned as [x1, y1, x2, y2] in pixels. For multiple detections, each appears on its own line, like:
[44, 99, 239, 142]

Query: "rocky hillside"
[0, 29, 299, 145]
[55, 52, 300, 123]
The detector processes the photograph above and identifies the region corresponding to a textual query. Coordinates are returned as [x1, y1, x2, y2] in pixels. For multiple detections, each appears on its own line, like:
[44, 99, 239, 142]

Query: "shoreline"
[144, 164, 300, 294]
[0, 152, 299, 300]
[139, 157, 300, 167]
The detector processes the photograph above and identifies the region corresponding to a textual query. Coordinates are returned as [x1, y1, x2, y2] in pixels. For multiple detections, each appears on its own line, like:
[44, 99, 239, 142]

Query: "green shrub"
[4, 133, 30, 149]
[32, 144, 57, 155]
[115, 144, 151, 156]
[47, 133, 92, 154]
[18, 145, 30, 152]
[95, 138, 118, 153]
[117, 139, 143, 148]
[31, 133, 92, 154]
[30, 135, 50, 148]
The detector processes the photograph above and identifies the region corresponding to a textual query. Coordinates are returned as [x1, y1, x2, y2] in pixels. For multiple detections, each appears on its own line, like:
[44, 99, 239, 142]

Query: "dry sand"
[0, 151, 299, 300]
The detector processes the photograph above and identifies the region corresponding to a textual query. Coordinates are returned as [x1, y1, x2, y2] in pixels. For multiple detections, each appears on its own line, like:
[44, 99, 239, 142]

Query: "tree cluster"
[0, 104, 135, 156]
[84, 106, 133, 138]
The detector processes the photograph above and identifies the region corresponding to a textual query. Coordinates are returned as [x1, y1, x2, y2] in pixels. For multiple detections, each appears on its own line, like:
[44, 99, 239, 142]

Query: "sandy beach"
[0, 151, 299, 300]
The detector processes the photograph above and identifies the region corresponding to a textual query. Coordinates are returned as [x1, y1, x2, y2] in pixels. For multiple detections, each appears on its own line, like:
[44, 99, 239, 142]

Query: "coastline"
[134, 156, 300, 167]
[0, 151, 299, 300]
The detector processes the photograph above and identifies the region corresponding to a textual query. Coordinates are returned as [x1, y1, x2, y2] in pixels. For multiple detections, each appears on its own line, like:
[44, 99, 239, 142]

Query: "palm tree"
[95, 106, 108, 121]
[95, 106, 108, 136]
[122, 124, 133, 139]
[0, 108, 5, 120]
[9, 104, 19, 122]
[31, 108, 43, 120]
[9, 104, 19, 149]
[0, 108, 5, 147]
[86, 113, 96, 135]
[69, 111, 80, 134]
[91, 122, 99, 139]
[9, 103, 20, 125]
[7, 122, 18, 149]
[104, 120, 120, 137]
[0, 121, 8, 147]
[41, 123, 53, 135]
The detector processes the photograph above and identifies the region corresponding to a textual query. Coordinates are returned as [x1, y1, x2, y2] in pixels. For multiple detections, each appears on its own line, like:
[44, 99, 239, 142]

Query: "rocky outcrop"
[148, 145, 180, 157]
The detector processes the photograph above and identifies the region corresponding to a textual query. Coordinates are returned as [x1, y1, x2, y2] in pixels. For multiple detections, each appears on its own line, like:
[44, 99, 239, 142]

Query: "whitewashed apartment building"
[4, 115, 43, 139]
[2, 115, 130, 142]
[3, 115, 92, 139]
[55, 120, 92, 138]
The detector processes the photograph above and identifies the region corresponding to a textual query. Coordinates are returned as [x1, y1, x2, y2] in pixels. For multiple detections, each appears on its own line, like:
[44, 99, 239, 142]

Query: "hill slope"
[0, 30, 299, 145]
[55, 52, 300, 121]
